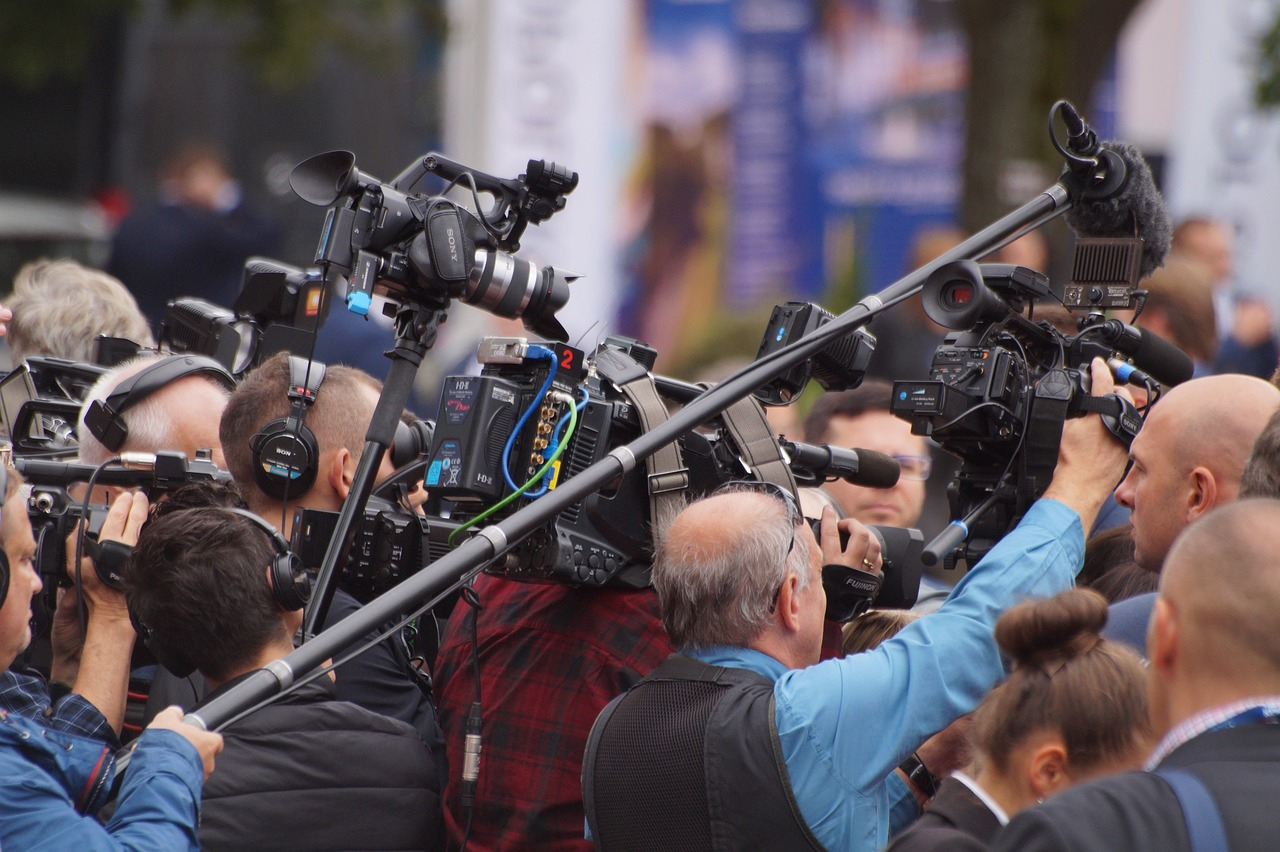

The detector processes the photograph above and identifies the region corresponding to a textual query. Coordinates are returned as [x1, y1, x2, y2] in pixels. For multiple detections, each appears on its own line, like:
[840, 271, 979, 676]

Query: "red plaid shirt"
[434, 573, 673, 851]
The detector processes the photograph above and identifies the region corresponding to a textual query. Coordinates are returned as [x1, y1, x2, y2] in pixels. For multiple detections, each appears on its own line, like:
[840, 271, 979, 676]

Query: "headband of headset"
[83, 354, 236, 453]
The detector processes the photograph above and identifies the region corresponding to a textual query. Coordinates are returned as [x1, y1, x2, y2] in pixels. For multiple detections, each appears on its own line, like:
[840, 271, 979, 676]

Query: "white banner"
[444, 0, 635, 345]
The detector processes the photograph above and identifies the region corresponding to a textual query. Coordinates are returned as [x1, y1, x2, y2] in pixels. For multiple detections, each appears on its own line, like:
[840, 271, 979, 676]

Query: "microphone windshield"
[1063, 142, 1171, 279]
[854, 449, 902, 489]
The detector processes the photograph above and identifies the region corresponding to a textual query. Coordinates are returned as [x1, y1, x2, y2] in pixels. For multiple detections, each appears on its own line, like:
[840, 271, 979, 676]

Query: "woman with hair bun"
[885, 588, 1151, 851]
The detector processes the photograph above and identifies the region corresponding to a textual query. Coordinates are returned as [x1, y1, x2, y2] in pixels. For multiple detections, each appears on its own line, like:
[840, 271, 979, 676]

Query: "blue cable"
[501, 346, 559, 492]
[525, 387, 590, 498]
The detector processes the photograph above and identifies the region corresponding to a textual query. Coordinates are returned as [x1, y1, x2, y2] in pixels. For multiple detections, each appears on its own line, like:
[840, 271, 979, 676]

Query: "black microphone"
[1095, 320, 1194, 387]
[778, 439, 901, 489]
[1056, 105, 1171, 281]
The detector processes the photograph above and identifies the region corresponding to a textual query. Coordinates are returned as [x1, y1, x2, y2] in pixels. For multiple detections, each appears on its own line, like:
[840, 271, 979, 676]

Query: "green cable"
[447, 392, 580, 547]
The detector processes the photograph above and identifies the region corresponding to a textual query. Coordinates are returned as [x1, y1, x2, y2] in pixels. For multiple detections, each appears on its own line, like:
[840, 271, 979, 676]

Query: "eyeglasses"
[718, 480, 803, 614]
[892, 454, 933, 481]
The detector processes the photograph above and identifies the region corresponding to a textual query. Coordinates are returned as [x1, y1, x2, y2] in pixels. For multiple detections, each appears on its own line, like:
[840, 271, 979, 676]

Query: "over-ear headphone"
[83, 354, 236, 453]
[221, 507, 312, 612]
[130, 507, 312, 679]
[249, 356, 326, 500]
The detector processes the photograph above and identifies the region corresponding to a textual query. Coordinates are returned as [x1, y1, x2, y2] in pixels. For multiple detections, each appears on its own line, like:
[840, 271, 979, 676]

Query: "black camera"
[890, 260, 1188, 567]
[754, 301, 877, 405]
[18, 451, 231, 598]
[162, 258, 329, 378]
[806, 518, 925, 619]
[289, 150, 579, 341]
[0, 357, 108, 458]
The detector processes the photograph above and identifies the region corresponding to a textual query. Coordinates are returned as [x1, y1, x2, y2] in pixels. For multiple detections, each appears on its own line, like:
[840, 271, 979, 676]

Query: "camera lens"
[465, 248, 573, 340]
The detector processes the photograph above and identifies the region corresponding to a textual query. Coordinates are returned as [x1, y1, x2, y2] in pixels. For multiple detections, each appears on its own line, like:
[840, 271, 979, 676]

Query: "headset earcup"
[269, 552, 312, 612]
[251, 420, 320, 500]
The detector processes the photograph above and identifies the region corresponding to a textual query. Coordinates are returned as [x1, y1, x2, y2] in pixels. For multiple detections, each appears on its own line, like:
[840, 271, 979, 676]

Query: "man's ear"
[776, 572, 804, 633]
[327, 448, 354, 499]
[1185, 467, 1218, 522]
[1149, 595, 1178, 675]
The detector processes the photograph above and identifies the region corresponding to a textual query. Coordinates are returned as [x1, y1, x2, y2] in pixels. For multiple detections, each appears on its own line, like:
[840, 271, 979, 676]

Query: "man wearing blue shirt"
[583, 360, 1131, 851]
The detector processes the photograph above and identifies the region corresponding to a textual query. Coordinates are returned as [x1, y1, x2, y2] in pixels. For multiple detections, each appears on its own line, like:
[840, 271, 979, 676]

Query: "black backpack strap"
[1155, 768, 1229, 852]
[583, 689, 626, 848]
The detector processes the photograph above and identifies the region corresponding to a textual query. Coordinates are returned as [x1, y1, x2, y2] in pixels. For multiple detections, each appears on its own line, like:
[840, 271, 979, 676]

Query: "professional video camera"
[292, 326, 923, 614]
[891, 258, 1190, 567]
[162, 258, 329, 378]
[289, 149, 580, 340]
[17, 451, 232, 630]
[0, 357, 107, 458]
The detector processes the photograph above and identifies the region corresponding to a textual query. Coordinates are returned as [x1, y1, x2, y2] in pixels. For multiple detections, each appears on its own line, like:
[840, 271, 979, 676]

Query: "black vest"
[583, 653, 826, 851]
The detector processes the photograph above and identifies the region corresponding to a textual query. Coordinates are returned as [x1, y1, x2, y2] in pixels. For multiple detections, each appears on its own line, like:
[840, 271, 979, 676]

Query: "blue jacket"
[0, 709, 204, 851]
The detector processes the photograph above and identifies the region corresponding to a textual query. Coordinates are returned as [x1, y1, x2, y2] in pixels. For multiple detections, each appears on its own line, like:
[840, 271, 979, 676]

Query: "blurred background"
[2, 0, 1278, 384]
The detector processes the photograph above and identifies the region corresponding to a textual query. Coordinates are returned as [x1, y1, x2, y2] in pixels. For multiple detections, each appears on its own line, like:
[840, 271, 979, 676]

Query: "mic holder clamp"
[188, 158, 1085, 734]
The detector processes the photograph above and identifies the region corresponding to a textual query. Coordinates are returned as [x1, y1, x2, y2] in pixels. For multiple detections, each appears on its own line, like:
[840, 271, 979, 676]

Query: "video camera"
[289, 150, 580, 340]
[891, 259, 1190, 567]
[17, 450, 232, 634]
[162, 258, 329, 378]
[0, 357, 107, 458]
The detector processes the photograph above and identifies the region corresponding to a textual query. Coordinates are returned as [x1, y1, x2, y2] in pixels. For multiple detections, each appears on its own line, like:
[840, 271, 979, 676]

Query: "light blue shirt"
[686, 497, 1085, 852]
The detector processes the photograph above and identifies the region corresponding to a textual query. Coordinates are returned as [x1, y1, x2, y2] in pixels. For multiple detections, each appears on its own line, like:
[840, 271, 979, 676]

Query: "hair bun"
[995, 587, 1109, 670]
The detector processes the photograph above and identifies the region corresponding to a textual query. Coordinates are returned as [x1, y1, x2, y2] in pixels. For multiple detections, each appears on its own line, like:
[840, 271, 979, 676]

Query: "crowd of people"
[2, 207, 1280, 851]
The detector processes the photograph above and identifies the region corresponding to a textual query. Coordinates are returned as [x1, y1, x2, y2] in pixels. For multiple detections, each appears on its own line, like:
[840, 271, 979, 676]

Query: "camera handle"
[300, 302, 447, 641]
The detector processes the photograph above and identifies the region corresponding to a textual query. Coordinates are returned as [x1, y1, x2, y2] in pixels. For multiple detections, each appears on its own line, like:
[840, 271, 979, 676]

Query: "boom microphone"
[777, 439, 901, 489]
[1095, 320, 1194, 387]
[1057, 103, 1171, 280]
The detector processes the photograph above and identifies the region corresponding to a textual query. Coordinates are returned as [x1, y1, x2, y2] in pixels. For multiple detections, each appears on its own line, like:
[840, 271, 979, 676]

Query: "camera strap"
[717, 394, 798, 495]
[595, 351, 689, 547]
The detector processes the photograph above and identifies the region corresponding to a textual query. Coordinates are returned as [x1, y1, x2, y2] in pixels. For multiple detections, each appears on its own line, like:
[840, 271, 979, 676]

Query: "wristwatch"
[898, 752, 940, 798]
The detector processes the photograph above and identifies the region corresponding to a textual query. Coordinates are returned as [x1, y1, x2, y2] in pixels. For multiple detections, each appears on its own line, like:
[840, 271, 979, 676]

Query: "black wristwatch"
[898, 752, 940, 798]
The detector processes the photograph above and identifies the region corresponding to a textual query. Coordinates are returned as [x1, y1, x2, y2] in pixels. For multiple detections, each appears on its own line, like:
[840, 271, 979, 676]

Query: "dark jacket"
[197, 675, 444, 851]
[885, 777, 999, 852]
[993, 724, 1280, 852]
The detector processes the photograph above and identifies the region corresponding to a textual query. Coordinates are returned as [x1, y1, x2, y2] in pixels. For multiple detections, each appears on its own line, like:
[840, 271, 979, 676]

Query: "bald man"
[1114, 373, 1280, 573]
[995, 499, 1280, 851]
[1105, 374, 1280, 652]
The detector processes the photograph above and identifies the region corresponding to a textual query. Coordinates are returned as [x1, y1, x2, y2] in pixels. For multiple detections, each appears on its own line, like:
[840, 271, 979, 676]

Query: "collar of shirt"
[1145, 695, 1280, 770]
[949, 770, 1011, 826]
[682, 645, 788, 682]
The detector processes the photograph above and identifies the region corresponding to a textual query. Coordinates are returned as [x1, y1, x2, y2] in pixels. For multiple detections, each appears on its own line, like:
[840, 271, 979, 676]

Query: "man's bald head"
[1158, 499, 1280, 695]
[652, 488, 811, 649]
[1115, 374, 1280, 570]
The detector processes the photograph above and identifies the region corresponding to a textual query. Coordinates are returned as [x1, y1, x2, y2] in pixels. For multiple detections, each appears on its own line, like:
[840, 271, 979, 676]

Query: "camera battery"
[427, 374, 521, 502]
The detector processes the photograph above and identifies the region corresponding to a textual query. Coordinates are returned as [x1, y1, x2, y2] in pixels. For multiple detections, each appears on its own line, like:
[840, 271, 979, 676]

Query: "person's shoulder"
[1102, 592, 1156, 655]
[993, 770, 1178, 851]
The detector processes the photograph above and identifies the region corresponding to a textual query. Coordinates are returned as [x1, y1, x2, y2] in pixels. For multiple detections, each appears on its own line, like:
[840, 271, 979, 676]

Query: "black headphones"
[222, 507, 312, 612]
[131, 507, 312, 679]
[249, 356, 326, 500]
[83, 354, 236, 453]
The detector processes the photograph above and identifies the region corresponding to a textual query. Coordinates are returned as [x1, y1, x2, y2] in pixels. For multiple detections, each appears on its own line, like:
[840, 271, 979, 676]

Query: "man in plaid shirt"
[433, 575, 672, 850]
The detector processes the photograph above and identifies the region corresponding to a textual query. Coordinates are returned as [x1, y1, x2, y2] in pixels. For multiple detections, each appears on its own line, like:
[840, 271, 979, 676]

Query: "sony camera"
[289, 150, 579, 340]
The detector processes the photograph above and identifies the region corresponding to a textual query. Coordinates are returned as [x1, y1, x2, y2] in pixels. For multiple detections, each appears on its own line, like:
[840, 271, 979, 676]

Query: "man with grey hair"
[584, 360, 1131, 852]
[76, 352, 234, 467]
[994, 498, 1280, 851]
[6, 259, 155, 364]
